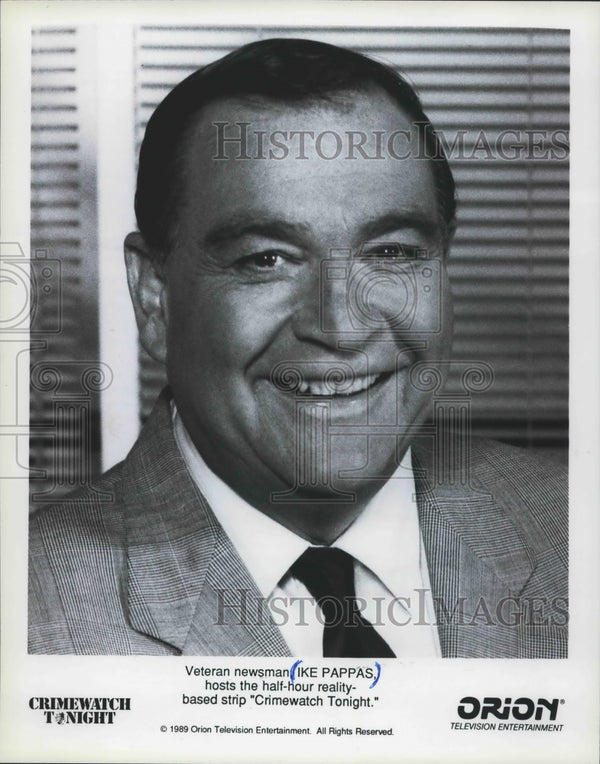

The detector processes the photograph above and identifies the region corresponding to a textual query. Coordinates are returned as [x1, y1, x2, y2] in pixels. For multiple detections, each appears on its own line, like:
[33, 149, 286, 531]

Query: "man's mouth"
[296, 371, 390, 398]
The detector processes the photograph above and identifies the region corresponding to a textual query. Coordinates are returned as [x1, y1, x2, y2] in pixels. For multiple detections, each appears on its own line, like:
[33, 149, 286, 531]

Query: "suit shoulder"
[469, 438, 567, 561]
[30, 461, 125, 547]
[470, 437, 567, 497]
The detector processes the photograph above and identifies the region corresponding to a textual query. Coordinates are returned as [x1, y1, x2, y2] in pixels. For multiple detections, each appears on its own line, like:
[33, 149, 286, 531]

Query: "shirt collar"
[172, 404, 421, 600]
[334, 452, 421, 597]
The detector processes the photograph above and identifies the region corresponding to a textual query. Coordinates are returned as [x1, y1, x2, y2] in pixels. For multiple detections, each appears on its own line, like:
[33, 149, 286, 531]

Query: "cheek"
[166, 283, 293, 378]
[351, 261, 449, 336]
[415, 265, 453, 351]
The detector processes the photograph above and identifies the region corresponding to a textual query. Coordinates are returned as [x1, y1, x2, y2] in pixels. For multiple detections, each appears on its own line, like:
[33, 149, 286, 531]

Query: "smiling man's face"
[134, 88, 453, 542]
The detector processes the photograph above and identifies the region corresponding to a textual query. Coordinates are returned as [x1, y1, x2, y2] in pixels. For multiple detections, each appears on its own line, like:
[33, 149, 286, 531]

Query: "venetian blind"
[133, 26, 568, 450]
[29, 27, 102, 505]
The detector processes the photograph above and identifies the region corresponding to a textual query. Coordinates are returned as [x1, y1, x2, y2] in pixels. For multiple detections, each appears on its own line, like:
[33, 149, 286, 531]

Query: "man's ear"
[124, 232, 169, 364]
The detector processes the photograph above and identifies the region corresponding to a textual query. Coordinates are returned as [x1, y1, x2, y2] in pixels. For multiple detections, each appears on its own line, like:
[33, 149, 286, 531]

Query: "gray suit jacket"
[29, 392, 568, 657]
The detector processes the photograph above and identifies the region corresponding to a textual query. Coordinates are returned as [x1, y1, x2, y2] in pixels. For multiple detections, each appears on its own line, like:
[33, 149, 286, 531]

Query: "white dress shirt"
[173, 405, 441, 657]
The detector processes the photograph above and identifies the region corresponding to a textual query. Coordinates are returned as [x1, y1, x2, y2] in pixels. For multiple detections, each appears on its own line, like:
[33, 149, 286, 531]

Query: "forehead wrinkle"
[358, 211, 441, 242]
[202, 215, 313, 249]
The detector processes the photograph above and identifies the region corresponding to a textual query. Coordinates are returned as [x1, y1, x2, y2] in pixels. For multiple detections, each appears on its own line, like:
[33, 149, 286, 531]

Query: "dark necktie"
[289, 547, 395, 658]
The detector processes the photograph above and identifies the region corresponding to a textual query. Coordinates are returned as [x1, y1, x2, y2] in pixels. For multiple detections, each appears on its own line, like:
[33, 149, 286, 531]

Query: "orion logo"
[457, 696, 562, 722]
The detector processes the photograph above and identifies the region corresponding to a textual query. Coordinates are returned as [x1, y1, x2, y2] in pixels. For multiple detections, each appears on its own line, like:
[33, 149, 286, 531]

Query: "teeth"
[297, 373, 381, 397]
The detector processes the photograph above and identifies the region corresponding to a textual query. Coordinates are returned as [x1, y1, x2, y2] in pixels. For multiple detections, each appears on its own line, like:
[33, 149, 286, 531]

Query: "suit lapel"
[121, 392, 290, 656]
[412, 436, 537, 658]
[182, 529, 291, 656]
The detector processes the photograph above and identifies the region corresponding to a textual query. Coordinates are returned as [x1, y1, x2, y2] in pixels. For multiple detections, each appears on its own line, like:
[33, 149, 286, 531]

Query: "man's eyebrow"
[203, 217, 311, 248]
[201, 211, 441, 250]
[358, 212, 440, 241]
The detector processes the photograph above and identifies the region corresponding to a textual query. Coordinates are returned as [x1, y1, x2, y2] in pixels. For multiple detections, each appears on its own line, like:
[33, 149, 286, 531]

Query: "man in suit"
[29, 38, 567, 658]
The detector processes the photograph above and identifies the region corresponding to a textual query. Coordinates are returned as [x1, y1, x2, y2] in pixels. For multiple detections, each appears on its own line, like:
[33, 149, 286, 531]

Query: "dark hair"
[135, 37, 456, 258]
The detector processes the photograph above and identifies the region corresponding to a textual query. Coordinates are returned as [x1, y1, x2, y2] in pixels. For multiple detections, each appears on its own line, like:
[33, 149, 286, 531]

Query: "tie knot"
[289, 547, 356, 616]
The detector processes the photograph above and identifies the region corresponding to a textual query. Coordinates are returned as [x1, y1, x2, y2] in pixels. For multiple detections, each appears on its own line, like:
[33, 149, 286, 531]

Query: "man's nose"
[290, 257, 351, 346]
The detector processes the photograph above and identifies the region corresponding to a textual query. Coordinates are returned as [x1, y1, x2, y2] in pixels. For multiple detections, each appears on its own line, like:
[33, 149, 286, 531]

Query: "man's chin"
[264, 452, 398, 506]
[259, 488, 374, 544]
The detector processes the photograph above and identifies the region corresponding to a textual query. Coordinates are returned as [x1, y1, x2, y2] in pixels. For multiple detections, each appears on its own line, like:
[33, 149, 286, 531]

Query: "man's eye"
[360, 242, 427, 259]
[238, 251, 281, 269]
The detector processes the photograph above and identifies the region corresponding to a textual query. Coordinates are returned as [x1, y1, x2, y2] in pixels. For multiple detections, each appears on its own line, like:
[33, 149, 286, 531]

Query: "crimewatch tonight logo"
[29, 697, 131, 724]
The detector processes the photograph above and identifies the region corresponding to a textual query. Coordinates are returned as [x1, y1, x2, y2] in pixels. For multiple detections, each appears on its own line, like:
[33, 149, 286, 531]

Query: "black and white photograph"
[1, 1, 598, 762]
